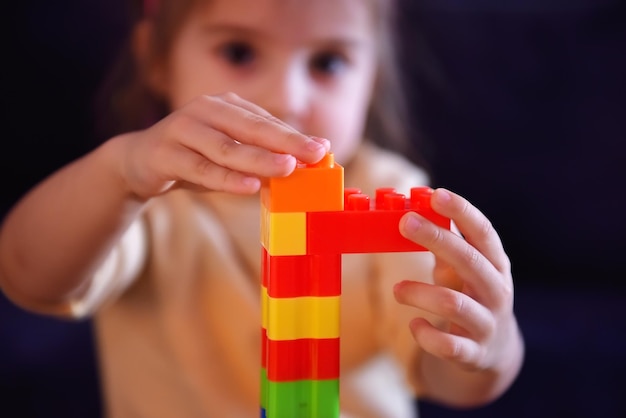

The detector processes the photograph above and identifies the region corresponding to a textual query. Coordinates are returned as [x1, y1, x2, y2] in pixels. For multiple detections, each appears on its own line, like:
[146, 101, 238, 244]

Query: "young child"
[0, 0, 524, 417]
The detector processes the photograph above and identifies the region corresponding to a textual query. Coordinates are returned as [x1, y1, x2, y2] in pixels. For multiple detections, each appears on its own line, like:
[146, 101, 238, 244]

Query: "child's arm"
[0, 93, 328, 315]
[395, 188, 524, 407]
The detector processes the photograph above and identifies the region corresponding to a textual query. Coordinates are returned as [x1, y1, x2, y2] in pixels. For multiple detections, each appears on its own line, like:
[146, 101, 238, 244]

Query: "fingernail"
[393, 281, 406, 293]
[434, 189, 451, 204]
[241, 177, 261, 189]
[409, 318, 421, 335]
[403, 213, 421, 233]
[274, 153, 295, 165]
[308, 136, 330, 151]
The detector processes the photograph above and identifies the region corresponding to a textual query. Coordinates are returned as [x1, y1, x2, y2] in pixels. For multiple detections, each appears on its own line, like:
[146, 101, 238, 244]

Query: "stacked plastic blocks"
[260, 153, 450, 418]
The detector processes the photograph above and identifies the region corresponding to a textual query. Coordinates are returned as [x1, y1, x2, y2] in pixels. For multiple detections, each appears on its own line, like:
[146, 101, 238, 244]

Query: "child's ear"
[132, 19, 169, 97]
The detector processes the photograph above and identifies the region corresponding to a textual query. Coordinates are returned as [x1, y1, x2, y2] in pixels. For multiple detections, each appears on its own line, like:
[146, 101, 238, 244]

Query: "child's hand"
[395, 188, 516, 373]
[116, 93, 329, 198]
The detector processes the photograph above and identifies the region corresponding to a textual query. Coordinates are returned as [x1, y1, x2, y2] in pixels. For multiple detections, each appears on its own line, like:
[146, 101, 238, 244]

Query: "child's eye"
[219, 41, 255, 66]
[310, 51, 348, 76]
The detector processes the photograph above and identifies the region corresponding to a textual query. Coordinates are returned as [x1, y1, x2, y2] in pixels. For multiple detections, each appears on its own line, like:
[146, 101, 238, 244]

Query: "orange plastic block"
[260, 153, 344, 213]
[262, 249, 341, 298]
[307, 187, 451, 254]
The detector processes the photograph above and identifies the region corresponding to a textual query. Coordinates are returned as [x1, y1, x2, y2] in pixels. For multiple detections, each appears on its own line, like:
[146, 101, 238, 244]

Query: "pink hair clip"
[144, 0, 159, 16]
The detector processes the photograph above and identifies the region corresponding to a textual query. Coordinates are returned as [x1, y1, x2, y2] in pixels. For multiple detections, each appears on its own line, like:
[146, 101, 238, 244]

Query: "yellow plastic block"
[261, 153, 344, 213]
[261, 205, 307, 256]
[266, 295, 340, 340]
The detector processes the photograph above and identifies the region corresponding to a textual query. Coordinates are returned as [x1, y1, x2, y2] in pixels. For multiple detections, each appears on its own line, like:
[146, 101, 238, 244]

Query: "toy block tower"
[260, 153, 449, 418]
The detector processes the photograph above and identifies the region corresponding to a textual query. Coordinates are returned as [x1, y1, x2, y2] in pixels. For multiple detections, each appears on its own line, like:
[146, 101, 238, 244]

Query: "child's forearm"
[416, 315, 524, 408]
[0, 135, 146, 314]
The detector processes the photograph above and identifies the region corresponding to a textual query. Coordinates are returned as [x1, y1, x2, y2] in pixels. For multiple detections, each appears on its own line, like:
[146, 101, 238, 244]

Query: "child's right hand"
[115, 93, 329, 199]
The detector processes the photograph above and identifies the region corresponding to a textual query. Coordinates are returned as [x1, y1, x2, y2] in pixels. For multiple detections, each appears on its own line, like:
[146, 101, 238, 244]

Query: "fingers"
[218, 92, 294, 131]
[394, 280, 495, 342]
[169, 118, 298, 180]
[396, 189, 518, 372]
[135, 93, 332, 196]
[408, 317, 483, 369]
[399, 189, 512, 310]
[159, 145, 263, 194]
[394, 280, 497, 370]
[430, 189, 509, 274]
[191, 94, 330, 165]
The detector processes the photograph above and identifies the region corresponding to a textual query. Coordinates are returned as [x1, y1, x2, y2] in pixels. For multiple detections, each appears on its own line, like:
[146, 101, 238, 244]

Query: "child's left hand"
[395, 188, 517, 373]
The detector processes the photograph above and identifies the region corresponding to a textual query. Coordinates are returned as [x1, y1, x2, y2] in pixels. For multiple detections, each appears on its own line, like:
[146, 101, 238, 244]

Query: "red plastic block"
[307, 187, 450, 254]
[409, 187, 449, 227]
[375, 187, 397, 208]
[263, 330, 340, 382]
[307, 210, 423, 254]
[262, 249, 341, 298]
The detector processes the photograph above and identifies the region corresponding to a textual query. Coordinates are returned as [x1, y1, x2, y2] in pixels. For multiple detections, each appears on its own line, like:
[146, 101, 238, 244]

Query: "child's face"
[160, 0, 378, 164]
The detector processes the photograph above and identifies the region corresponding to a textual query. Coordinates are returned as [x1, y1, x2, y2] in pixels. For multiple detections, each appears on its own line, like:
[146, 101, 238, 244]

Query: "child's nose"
[262, 66, 310, 129]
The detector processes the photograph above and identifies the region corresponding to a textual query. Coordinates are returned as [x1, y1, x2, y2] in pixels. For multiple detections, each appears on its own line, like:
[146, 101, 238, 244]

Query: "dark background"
[2, 1, 626, 417]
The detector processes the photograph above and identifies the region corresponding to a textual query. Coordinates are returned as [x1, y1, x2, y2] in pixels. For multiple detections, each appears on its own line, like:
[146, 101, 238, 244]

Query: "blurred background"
[2, 1, 625, 417]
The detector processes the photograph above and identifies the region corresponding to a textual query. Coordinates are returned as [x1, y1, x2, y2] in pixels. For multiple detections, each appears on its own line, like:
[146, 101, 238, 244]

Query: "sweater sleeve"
[69, 218, 147, 318]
